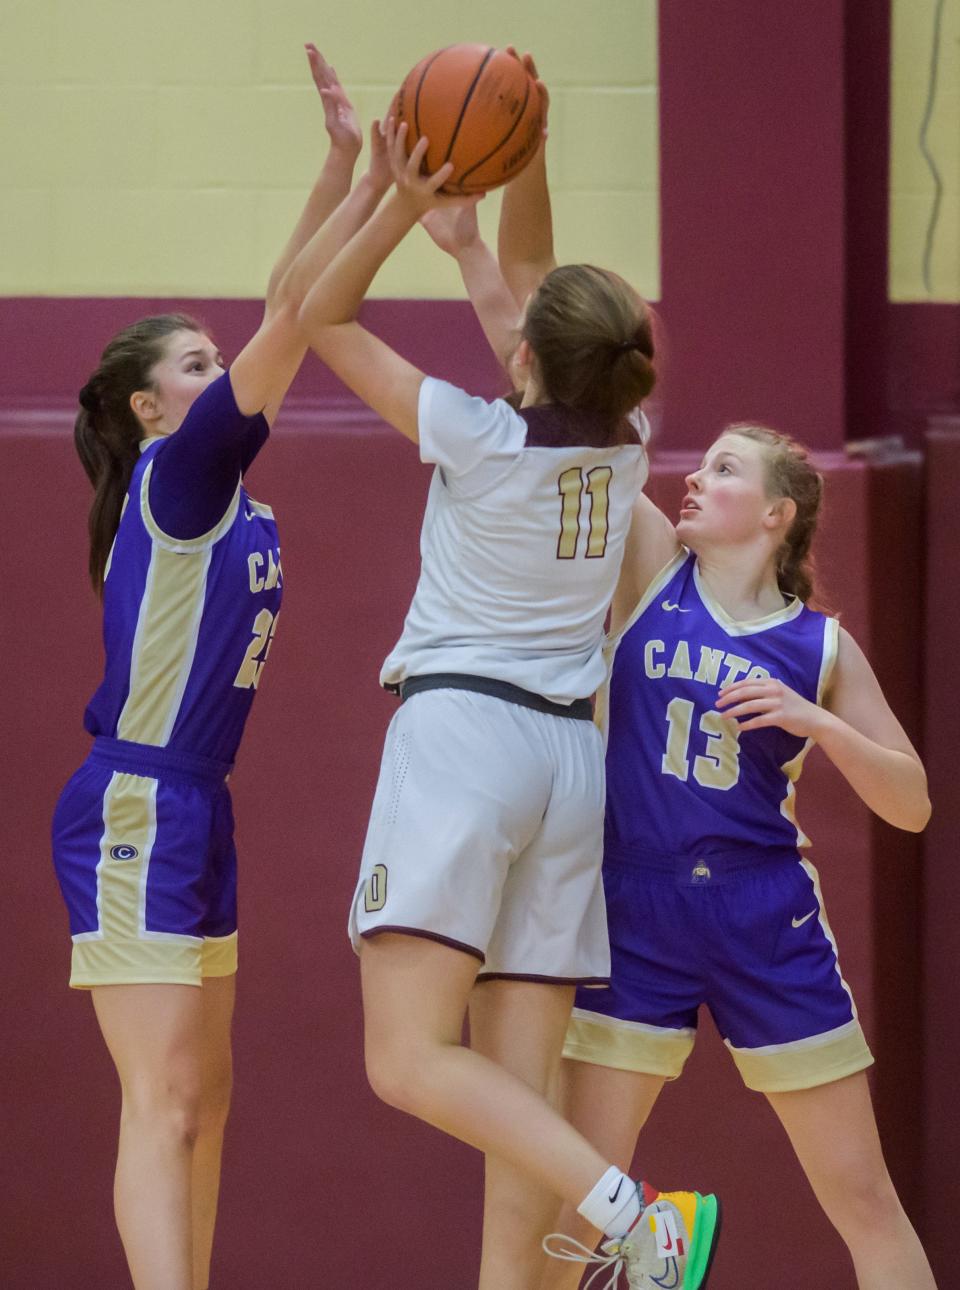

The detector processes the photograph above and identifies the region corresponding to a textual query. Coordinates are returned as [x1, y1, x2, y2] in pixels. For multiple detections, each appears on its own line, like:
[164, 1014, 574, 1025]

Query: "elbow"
[890, 782, 932, 834]
[905, 794, 932, 833]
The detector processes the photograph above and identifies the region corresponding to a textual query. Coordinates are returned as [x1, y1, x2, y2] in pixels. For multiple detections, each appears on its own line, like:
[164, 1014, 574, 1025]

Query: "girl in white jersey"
[298, 117, 720, 1289]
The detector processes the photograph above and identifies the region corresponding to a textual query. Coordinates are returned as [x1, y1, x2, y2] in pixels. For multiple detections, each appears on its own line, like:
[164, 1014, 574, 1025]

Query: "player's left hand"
[306, 44, 363, 156]
[715, 678, 825, 739]
[420, 201, 481, 256]
[506, 46, 549, 140]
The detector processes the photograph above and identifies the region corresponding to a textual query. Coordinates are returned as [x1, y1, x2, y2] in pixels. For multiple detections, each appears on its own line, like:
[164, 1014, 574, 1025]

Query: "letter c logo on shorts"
[110, 844, 139, 862]
[364, 864, 388, 913]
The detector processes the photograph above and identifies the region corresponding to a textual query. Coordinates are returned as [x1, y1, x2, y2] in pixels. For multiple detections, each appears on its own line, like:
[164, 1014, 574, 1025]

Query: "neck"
[692, 543, 788, 620]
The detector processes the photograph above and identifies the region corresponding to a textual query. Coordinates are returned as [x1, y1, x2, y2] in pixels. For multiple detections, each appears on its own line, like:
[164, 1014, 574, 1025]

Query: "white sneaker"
[543, 1187, 721, 1289]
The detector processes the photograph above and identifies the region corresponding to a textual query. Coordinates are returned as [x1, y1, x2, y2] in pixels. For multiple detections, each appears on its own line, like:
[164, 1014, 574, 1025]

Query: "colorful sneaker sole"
[683, 1192, 721, 1289]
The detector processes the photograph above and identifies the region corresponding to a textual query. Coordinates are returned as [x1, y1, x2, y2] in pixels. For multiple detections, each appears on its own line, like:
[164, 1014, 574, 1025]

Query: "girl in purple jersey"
[537, 431, 936, 1290]
[52, 51, 393, 1290]
[297, 76, 718, 1290]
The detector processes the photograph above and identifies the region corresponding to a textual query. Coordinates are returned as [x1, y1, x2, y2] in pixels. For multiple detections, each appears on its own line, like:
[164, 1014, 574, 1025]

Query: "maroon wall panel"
[922, 423, 960, 1286]
[657, 0, 847, 450]
[1, 412, 924, 1289]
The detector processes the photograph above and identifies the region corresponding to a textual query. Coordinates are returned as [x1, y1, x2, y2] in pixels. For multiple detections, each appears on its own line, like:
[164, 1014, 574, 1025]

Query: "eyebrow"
[180, 348, 223, 364]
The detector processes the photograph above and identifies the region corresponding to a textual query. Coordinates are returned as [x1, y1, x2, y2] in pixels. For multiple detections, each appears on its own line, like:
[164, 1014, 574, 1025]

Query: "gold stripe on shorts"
[564, 1008, 695, 1079]
[726, 1018, 874, 1092]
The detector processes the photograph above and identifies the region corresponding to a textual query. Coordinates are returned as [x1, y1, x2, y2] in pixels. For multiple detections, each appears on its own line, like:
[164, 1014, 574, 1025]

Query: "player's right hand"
[386, 118, 459, 214]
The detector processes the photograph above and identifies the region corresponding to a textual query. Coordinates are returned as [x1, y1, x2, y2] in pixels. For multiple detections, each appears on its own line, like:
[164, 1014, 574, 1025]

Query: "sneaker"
[543, 1185, 721, 1289]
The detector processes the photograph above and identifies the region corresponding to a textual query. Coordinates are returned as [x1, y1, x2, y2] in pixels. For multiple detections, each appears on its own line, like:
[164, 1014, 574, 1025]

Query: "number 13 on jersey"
[557, 466, 612, 559]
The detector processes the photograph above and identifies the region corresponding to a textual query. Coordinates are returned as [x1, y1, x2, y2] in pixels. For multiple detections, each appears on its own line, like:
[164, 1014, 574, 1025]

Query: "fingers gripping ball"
[393, 44, 542, 194]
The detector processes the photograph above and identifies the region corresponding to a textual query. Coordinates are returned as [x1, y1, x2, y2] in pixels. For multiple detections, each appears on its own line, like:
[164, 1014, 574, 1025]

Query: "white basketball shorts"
[348, 687, 610, 983]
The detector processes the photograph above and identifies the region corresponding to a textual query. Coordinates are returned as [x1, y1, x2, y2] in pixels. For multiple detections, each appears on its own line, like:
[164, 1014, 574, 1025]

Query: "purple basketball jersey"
[83, 374, 282, 764]
[604, 551, 837, 859]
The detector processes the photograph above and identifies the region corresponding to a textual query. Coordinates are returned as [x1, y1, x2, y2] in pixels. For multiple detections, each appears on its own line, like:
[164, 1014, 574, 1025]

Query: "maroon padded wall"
[922, 422, 960, 1284]
[1, 408, 925, 1289]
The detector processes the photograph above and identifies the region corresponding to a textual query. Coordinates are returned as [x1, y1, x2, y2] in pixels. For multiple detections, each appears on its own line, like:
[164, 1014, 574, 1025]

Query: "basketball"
[393, 44, 543, 195]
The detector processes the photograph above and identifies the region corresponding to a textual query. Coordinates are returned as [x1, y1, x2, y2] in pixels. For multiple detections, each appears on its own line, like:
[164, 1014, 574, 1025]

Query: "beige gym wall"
[0, 0, 658, 299]
[890, 0, 960, 300]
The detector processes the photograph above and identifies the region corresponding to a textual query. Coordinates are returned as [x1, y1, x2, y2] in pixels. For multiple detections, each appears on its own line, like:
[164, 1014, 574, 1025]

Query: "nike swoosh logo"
[661, 599, 692, 613]
[244, 509, 256, 521]
[608, 1179, 624, 1204]
[661, 1231, 673, 1253]
[792, 909, 817, 928]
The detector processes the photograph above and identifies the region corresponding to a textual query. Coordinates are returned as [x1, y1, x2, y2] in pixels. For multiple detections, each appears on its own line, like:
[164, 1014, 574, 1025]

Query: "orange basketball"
[393, 44, 542, 195]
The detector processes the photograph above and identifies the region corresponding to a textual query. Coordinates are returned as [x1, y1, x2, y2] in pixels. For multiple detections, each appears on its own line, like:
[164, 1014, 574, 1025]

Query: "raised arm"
[716, 626, 931, 833]
[264, 45, 363, 316]
[152, 64, 394, 539]
[420, 204, 520, 369]
[497, 51, 556, 306]
[298, 121, 474, 443]
[230, 116, 393, 425]
[610, 492, 683, 635]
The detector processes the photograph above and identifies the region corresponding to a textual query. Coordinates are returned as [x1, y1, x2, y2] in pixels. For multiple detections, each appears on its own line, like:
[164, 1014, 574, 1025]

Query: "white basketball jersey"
[381, 378, 648, 704]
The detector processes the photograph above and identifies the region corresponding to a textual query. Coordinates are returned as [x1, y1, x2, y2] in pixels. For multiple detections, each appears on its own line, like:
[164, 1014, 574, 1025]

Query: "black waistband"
[387, 673, 593, 722]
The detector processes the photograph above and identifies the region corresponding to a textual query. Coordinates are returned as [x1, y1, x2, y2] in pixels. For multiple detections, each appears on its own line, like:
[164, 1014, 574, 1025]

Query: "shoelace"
[541, 1232, 628, 1290]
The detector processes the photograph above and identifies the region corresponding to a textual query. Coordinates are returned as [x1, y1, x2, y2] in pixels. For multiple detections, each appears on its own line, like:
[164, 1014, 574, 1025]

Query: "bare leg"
[767, 1072, 936, 1289]
[93, 984, 205, 1290]
[469, 979, 575, 1290]
[539, 1061, 666, 1290]
[361, 935, 615, 1204]
[191, 974, 236, 1290]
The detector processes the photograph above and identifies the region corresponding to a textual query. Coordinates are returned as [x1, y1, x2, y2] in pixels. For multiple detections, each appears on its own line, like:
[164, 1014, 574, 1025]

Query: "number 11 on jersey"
[557, 466, 612, 559]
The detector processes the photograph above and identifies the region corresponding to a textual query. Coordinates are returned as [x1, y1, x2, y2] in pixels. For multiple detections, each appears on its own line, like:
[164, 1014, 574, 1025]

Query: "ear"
[512, 337, 533, 372]
[764, 495, 797, 531]
[129, 388, 160, 426]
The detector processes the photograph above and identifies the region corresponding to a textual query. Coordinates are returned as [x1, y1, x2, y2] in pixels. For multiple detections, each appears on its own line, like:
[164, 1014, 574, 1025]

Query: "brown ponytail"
[76, 313, 202, 593]
[727, 424, 824, 603]
[521, 265, 655, 444]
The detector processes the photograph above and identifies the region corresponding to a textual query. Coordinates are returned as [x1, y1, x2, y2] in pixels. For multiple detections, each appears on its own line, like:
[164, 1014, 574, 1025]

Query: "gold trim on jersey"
[564, 1007, 695, 1079]
[117, 545, 211, 745]
[693, 561, 804, 637]
[778, 616, 840, 848]
[140, 457, 240, 553]
[726, 1018, 872, 1092]
[103, 493, 130, 584]
[799, 857, 858, 1016]
[244, 496, 275, 521]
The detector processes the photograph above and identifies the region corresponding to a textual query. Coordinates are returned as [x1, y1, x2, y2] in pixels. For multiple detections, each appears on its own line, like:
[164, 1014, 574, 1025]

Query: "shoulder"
[418, 378, 526, 475]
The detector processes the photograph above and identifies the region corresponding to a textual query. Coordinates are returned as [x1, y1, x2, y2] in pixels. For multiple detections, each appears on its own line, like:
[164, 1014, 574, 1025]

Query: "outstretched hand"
[306, 43, 362, 156]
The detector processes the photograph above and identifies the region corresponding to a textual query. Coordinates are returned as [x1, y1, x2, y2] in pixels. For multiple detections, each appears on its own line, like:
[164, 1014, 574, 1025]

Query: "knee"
[822, 1168, 905, 1238]
[123, 1065, 205, 1148]
[364, 1041, 429, 1117]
